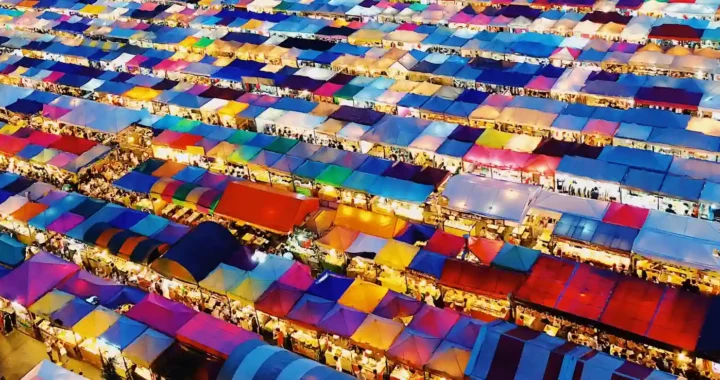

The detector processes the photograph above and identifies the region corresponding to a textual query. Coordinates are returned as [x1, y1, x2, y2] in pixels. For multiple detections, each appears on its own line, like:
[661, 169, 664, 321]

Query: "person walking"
[45, 341, 55, 363]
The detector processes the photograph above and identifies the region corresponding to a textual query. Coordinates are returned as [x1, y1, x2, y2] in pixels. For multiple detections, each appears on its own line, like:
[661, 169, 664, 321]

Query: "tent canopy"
[176, 313, 259, 359]
[214, 181, 319, 234]
[218, 340, 353, 380]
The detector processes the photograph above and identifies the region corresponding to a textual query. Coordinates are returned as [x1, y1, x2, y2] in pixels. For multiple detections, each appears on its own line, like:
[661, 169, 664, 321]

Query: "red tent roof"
[521, 155, 561, 176]
[49, 135, 97, 156]
[555, 265, 619, 322]
[646, 287, 710, 351]
[515, 256, 575, 309]
[214, 181, 320, 234]
[467, 237, 504, 264]
[440, 259, 526, 299]
[649, 24, 701, 42]
[425, 230, 464, 257]
[602, 202, 649, 229]
[254, 283, 304, 318]
[600, 277, 664, 337]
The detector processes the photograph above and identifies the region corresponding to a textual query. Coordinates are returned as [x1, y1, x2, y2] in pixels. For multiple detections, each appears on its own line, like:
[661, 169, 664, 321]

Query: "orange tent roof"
[333, 205, 406, 239]
[214, 182, 320, 234]
[11, 202, 48, 222]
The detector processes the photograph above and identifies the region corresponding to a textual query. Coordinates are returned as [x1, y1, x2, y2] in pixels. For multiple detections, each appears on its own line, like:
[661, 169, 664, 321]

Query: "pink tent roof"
[398, 23, 419, 31]
[46, 152, 78, 169]
[526, 76, 558, 92]
[126, 55, 149, 67]
[47, 212, 85, 234]
[469, 14, 493, 25]
[42, 105, 71, 119]
[277, 262, 314, 291]
[407, 304, 461, 339]
[153, 130, 184, 146]
[449, 12, 472, 24]
[463, 146, 533, 170]
[582, 119, 620, 137]
[176, 313, 259, 359]
[0, 252, 79, 306]
[27, 131, 62, 148]
[314, 83, 343, 97]
[125, 293, 197, 336]
[42, 71, 65, 83]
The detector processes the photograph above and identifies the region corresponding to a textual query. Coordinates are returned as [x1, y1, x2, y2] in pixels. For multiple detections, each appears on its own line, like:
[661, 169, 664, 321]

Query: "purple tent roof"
[382, 162, 422, 181]
[448, 126, 484, 143]
[152, 222, 190, 245]
[57, 271, 123, 305]
[37, 190, 68, 206]
[330, 106, 384, 126]
[411, 167, 450, 189]
[372, 291, 422, 320]
[286, 294, 335, 327]
[125, 293, 197, 336]
[316, 304, 367, 338]
[47, 212, 85, 234]
[0, 252, 79, 306]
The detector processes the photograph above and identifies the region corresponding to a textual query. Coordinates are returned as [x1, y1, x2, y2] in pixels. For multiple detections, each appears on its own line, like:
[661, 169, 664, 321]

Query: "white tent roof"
[530, 191, 610, 220]
[21, 360, 87, 380]
[442, 175, 540, 222]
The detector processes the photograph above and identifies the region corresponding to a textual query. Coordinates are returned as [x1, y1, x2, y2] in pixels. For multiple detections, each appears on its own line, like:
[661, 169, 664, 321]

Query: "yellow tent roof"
[351, 314, 404, 351]
[338, 279, 388, 313]
[28, 290, 75, 318]
[179, 36, 200, 49]
[475, 129, 514, 149]
[0, 124, 22, 135]
[80, 4, 105, 14]
[73, 306, 120, 339]
[374, 240, 420, 270]
[218, 101, 249, 117]
[124, 87, 161, 101]
[333, 205, 406, 239]
[316, 226, 360, 252]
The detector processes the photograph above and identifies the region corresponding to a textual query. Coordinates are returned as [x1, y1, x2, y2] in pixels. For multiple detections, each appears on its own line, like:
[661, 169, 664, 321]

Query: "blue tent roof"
[621, 169, 664, 193]
[99, 315, 148, 350]
[598, 146, 672, 173]
[408, 250, 447, 279]
[307, 271, 353, 301]
[151, 222, 239, 283]
[492, 244, 540, 272]
[659, 175, 704, 202]
[114, 171, 158, 194]
[557, 156, 627, 184]
[218, 340, 353, 380]
[0, 233, 25, 267]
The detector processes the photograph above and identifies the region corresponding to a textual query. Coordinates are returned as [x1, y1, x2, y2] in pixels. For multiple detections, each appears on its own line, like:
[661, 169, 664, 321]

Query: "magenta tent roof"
[176, 312, 259, 359]
[125, 293, 197, 336]
[0, 252, 79, 306]
[277, 262, 314, 291]
[47, 152, 77, 169]
[372, 291, 422, 320]
[316, 304, 367, 338]
[57, 271, 123, 305]
[47, 212, 85, 234]
[407, 305, 461, 339]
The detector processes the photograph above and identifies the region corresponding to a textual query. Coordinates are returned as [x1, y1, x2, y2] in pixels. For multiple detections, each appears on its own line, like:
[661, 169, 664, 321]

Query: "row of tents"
[8, 0, 720, 46]
[0, 252, 350, 380]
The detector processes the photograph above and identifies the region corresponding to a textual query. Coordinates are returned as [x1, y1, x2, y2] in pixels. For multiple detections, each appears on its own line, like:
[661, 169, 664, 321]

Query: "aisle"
[0, 331, 101, 380]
